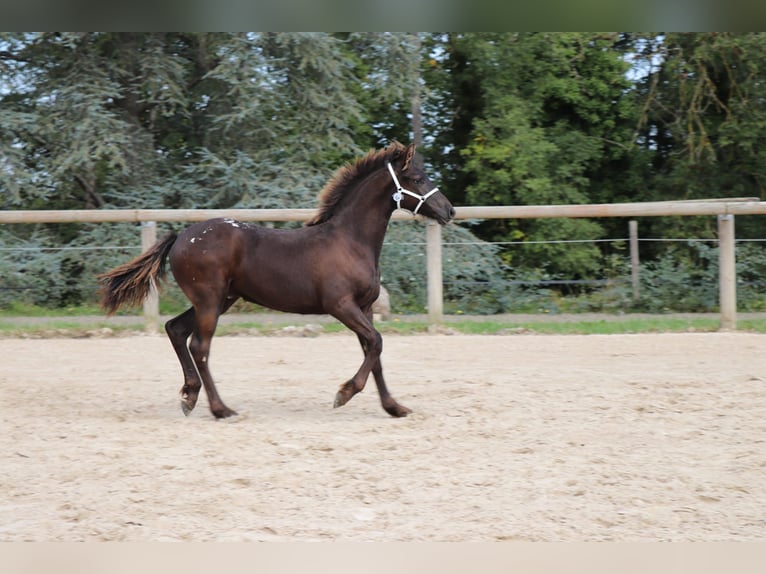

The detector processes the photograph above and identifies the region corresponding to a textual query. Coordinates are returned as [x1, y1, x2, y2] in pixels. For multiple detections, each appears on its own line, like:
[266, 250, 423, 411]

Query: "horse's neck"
[333, 171, 394, 250]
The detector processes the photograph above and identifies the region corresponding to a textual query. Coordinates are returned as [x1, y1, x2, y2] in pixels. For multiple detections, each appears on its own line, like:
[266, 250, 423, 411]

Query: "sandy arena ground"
[1, 331, 765, 541]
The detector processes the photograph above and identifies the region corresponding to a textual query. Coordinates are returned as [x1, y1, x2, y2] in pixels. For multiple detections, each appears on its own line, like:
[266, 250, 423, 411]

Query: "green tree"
[427, 32, 637, 279]
[0, 32, 503, 312]
[0, 33, 369, 306]
[635, 33, 766, 195]
[632, 32, 766, 242]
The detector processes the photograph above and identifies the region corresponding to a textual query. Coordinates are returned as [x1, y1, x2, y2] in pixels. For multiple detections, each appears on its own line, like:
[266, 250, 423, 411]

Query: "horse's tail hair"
[98, 232, 178, 315]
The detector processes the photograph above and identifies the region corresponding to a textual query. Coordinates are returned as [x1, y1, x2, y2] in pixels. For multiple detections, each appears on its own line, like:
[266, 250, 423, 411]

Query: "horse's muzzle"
[437, 206, 456, 225]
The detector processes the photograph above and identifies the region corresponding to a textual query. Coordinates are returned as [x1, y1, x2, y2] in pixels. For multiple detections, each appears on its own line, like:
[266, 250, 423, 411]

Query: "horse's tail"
[98, 232, 178, 315]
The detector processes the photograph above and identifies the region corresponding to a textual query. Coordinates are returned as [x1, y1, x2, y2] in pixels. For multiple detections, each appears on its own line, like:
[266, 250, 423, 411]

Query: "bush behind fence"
[3, 222, 766, 315]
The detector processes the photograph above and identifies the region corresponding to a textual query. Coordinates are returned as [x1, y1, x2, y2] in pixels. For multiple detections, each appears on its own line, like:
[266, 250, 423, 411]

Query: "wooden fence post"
[426, 220, 443, 325]
[629, 220, 639, 300]
[718, 214, 737, 331]
[140, 221, 160, 333]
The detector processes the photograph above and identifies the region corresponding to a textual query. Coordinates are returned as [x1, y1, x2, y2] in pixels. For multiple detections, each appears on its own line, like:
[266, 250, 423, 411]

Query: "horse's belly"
[232, 273, 323, 315]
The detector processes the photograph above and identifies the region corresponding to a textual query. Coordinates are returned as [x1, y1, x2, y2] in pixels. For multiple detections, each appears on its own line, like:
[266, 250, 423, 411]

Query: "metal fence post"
[140, 221, 160, 333]
[718, 214, 736, 331]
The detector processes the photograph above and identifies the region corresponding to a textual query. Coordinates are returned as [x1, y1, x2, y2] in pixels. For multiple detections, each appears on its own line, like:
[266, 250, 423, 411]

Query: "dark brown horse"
[99, 142, 455, 419]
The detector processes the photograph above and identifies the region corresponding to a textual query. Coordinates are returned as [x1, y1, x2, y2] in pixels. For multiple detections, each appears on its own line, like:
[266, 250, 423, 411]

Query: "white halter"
[386, 162, 440, 215]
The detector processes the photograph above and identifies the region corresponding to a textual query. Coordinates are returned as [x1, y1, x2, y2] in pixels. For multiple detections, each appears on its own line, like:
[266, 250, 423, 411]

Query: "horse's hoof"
[333, 391, 348, 409]
[385, 403, 412, 418]
[212, 407, 238, 419]
[180, 400, 194, 416]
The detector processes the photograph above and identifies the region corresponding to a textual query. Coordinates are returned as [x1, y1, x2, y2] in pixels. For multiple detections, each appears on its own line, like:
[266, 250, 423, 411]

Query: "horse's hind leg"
[165, 297, 238, 418]
[165, 308, 203, 415]
[188, 298, 238, 419]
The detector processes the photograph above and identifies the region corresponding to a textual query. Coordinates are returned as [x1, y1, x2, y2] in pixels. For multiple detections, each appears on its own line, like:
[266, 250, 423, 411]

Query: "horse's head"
[388, 143, 455, 225]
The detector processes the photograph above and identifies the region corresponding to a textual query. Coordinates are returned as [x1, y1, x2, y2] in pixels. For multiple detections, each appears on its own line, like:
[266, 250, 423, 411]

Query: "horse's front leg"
[332, 304, 411, 417]
[362, 332, 412, 418]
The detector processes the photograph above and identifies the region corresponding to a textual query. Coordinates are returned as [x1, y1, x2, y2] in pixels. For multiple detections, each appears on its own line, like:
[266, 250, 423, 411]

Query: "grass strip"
[3, 316, 766, 338]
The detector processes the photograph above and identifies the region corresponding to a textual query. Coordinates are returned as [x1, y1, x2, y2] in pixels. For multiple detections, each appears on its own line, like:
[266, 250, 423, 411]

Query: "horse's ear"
[402, 143, 416, 172]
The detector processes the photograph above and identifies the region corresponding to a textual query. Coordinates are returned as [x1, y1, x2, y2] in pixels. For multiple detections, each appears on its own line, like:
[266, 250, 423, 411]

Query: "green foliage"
[0, 33, 503, 311]
[632, 32, 766, 238]
[380, 222, 512, 314]
[631, 241, 766, 313]
[0, 32, 368, 214]
[635, 242, 720, 312]
[730, 242, 766, 311]
[428, 33, 636, 279]
[5, 33, 766, 315]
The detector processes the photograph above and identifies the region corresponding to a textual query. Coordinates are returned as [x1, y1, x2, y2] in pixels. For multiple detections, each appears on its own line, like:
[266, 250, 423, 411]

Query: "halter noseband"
[386, 162, 439, 215]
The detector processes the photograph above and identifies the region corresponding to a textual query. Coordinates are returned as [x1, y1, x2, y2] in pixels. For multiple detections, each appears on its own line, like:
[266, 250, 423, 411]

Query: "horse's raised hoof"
[180, 395, 197, 416]
[334, 380, 357, 409]
[333, 390, 349, 409]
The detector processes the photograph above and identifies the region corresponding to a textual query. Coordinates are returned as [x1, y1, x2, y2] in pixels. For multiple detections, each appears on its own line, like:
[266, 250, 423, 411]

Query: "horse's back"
[171, 217, 244, 259]
[168, 218, 318, 311]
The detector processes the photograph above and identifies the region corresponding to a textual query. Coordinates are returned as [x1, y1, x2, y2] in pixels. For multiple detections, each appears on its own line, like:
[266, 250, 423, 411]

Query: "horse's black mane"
[304, 142, 405, 226]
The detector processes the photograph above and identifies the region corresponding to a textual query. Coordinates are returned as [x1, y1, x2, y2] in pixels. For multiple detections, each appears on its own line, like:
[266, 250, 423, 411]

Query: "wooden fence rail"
[1, 197, 765, 224]
[4, 198, 766, 330]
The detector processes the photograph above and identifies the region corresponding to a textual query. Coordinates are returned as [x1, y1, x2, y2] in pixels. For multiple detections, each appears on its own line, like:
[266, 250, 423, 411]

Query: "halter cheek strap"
[386, 162, 439, 215]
